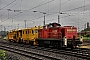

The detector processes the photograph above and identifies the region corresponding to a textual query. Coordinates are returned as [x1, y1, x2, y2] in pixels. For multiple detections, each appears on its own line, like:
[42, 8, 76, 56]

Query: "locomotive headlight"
[80, 36, 83, 42]
[64, 36, 67, 46]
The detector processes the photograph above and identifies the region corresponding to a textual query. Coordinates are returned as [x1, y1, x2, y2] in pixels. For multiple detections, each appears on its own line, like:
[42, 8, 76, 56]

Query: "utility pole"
[44, 14, 45, 25]
[0, 0, 1, 9]
[58, 15, 59, 24]
[1, 15, 2, 22]
[58, 0, 61, 24]
[84, 23, 86, 29]
[33, 11, 46, 26]
[18, 24, 19, 29]
[7, 9, 12, 19]
[4, 26, 6, 36]
[24, 20, 26, 28]
[0, 25, 2, 36]
[1, 25, 2, 31]
[41, 12, 46, 25]
[7, 9, 10, 19]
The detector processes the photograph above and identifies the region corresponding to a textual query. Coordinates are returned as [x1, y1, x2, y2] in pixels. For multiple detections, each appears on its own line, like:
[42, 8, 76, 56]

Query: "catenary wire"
[2, 0, 54, 27]
[0, 0, 17, 10]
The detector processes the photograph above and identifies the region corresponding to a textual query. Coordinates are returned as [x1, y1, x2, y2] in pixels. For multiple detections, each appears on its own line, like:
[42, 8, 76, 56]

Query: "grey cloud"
[0, 0, 90, 31]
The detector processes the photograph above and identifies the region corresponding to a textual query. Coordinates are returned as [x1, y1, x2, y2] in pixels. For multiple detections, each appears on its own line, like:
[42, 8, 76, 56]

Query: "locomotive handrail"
[39, 32, 62, 38]
[48, 32, 61, 38]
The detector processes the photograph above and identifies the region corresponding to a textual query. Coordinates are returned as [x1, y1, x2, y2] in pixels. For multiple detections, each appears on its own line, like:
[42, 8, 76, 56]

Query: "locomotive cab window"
[28, 31, 29, 34]
[32, 30, 34, 34]
[26, 31, 27, 34]
[56, 25, 60, 27]
[56, 23, 61, 27]
[48, 25, 52, 28]
[23, 31, 24, 34]
[26, 30, 29, 34]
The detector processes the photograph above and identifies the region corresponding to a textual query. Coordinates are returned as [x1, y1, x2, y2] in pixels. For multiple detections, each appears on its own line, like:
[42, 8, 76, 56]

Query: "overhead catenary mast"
[58, 0, 61, 24]
[24, 20, 26, 28]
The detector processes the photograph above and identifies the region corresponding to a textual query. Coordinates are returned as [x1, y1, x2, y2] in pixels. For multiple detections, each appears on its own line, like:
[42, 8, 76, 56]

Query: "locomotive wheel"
[25, 41, 28, 44]
[38, 42, 43, 46]
[45, 44, 49, 47]
[18, 40, 21, 43]
[21, 40, 23, 43]
[67, 44, 75, 49]
[17, 39, 21, 43]
[9, 40, 12, 42]
[38, 41, 44, 47]
[17, 40, 19, 43]
[13, 40, 16, 43]
[29, 41, 33, 45]
[31, 41, 34, 45]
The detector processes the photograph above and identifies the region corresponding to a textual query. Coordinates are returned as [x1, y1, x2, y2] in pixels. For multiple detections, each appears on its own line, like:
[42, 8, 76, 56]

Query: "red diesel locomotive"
[36, 22, 83, 48]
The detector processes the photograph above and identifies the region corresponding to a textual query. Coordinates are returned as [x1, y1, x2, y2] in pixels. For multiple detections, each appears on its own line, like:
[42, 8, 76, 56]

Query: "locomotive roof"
[44, 22, 61, 26]
[60, 26, 77, 29]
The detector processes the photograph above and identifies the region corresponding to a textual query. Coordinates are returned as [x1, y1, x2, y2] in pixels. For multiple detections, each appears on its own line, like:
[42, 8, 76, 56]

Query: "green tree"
[81, 27, 90, 32]
[84, 34, 90, 38]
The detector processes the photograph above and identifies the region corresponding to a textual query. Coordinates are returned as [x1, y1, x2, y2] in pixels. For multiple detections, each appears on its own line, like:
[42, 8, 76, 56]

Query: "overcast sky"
[0, 0, 90, 31]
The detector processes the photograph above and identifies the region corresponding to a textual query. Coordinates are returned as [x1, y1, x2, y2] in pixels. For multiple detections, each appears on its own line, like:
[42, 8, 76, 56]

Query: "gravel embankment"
[0, 39, 90, 60]
[5, 51, 34, 60]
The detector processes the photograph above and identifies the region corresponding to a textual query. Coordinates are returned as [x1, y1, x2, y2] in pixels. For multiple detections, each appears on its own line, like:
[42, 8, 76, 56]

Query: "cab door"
[19, 30, 22, 38]
[31, 29, 34, 40]
[26, 29, 29, 40]
[61, 28, 65, 38]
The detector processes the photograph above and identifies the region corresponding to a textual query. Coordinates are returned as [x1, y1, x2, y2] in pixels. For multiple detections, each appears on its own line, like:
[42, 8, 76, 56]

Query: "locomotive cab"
[61, 28, 65, 38]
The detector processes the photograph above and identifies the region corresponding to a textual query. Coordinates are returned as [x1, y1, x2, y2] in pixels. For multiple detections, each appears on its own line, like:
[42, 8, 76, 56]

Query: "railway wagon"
[20, 26, 42, 45]
[7, 29, 17, 42]
[7, 26, 42, 45]
[36, 22, 83, 48]
[7, 29, 23, 42]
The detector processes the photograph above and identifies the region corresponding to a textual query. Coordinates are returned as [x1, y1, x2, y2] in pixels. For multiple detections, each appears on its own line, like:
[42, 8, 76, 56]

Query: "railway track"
[0, 42, 65, 60]
[0, 41, 90, 60]
[29, 46, 90, 60]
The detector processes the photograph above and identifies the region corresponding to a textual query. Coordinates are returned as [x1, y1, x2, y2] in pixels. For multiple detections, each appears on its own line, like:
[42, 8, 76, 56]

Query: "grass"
[0, 50, 7, 60]
[83, 37, 90, 40]
[78, 36, 90, 40]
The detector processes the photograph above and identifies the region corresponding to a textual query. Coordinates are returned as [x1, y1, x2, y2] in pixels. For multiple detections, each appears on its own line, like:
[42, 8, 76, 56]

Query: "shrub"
[0, 50, 7, 60]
